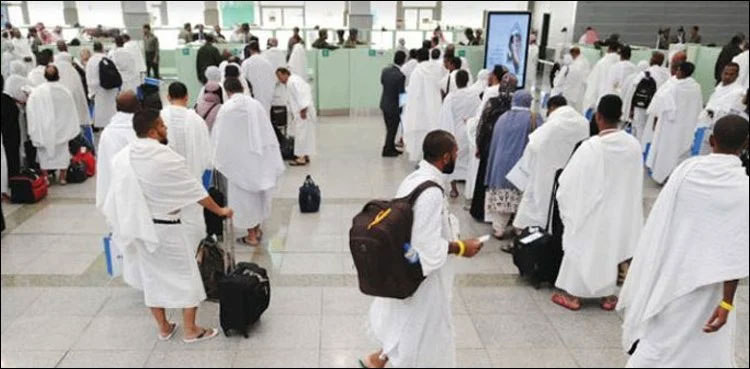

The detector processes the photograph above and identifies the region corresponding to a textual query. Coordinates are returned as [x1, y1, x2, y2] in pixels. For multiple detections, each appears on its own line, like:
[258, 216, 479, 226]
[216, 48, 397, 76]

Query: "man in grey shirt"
[143, 24, 160, 79]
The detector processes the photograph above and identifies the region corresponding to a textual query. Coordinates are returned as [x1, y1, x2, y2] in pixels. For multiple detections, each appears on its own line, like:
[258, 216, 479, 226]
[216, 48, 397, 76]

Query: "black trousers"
[145, 51, 159, 79]
[382, 109, 400, 154]
[1, 127, 20, 177]
[470, 152, 489, 221]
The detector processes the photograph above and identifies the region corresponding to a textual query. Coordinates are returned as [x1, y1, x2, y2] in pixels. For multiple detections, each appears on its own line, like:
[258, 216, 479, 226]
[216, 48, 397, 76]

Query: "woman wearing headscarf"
[484, 90, 543, 239]
[470, 72, 516, 221]
[195, 81, 223, 132]
[197, 65, 221, 102]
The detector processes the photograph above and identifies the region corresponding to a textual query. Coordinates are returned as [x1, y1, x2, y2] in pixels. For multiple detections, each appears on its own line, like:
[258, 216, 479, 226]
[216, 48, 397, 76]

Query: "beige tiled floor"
[1, 115, 747, 368]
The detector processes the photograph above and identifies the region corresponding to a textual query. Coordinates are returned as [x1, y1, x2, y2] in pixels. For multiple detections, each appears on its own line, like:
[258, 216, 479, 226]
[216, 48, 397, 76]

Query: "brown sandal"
[551, 293, 582, 311]
[600, 297, 618, 311]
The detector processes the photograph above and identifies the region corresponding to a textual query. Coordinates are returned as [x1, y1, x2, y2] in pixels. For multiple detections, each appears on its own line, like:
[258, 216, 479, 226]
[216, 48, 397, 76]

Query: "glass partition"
[396, 30, 425, 49]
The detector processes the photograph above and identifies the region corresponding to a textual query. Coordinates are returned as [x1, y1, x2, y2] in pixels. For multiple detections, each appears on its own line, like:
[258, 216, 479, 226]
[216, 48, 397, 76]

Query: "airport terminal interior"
[0, 1, 749, 368]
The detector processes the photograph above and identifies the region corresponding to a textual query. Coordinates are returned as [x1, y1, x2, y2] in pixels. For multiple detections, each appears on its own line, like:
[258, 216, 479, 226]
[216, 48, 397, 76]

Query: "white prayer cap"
[637, 60, 649, 72]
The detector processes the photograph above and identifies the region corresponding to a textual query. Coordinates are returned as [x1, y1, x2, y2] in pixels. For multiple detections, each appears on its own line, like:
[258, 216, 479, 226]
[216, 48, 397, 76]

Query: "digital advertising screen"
[484, 11, 532, 89]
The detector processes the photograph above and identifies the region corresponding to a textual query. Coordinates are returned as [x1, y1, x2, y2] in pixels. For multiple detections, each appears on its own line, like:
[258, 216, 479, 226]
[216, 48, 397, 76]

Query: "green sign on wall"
[369, 49, 376, 57]
[323, 49, 330, 57]
[182, 48, 190, 56]
[458, 50, 466, 57]
[220, 1, 255, 27]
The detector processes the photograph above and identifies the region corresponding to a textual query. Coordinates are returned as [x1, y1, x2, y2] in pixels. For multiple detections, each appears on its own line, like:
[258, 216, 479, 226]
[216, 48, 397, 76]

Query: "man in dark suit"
[380, 51, 407, 157]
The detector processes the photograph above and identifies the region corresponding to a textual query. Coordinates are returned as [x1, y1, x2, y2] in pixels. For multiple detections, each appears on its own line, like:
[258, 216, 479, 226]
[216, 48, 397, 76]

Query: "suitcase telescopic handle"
[225, 216, 236, 274]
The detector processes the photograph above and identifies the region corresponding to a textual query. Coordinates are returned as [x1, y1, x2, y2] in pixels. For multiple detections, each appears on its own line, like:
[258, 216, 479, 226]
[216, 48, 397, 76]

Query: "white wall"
[166, 1, 205, 27]
[531, 1, 577, 50]
[78, 1, 124, 28]
[27, 1, 64, 26]
[305, 1, 345, 28]
[372, 1, 396, 30]
[442, 1, 528, 29]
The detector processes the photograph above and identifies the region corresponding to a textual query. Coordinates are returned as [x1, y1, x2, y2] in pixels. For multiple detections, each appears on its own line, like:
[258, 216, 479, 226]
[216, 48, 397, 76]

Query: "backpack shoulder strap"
[403, 180, 443, 205]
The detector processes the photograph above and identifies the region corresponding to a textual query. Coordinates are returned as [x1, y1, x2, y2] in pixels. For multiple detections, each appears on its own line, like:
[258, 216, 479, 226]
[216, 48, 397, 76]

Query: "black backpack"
[631, 71, 657, 109]
[299, 175, 321, 213]
[196, 235, 226, 301]
[98, 57, 122, 90]
[349, 181, 442, 299]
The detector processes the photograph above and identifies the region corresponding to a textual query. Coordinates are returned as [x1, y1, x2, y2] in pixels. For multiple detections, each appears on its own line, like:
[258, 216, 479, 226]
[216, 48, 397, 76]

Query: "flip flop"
[237, 236, 259, 247]
[158, 322, 178, 341]
[288, 160, 308, 166]
[600, 297, 618, 311]
[182, 328, 219, 344]
[551, 293, 581, 311]
[357, 359, 368, 368]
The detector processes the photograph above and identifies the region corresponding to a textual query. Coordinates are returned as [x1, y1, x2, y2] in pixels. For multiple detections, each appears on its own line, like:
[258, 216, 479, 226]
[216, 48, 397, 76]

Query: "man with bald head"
[96, 90, 140, 209]
[26, 65, 81, 184]
[670, 50, 687, 76]
[620, 115, 749, 368]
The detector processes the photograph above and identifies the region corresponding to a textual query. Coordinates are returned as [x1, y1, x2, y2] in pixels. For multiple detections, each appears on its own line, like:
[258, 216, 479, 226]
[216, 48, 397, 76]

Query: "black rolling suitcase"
[218, 219, 271, 338]
[512, 169, 564, 288]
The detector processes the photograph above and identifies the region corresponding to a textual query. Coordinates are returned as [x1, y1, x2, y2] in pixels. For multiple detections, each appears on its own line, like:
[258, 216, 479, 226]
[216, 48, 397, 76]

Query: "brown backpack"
[349, 181, 443, 299]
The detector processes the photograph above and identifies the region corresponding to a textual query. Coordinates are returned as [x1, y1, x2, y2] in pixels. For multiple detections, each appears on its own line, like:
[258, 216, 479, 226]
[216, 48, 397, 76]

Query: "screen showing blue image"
[484, 12, 532, 88]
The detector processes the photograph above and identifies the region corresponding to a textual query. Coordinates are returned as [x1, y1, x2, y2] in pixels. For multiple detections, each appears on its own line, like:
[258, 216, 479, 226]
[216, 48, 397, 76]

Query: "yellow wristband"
[719, 301, 734, 312]
[457, 240, 466, 257]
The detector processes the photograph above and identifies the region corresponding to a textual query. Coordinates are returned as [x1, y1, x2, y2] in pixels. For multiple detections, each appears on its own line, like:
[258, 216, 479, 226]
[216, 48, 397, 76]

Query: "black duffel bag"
[66, 158, 88, 184]
[299, 175, 321, 213]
